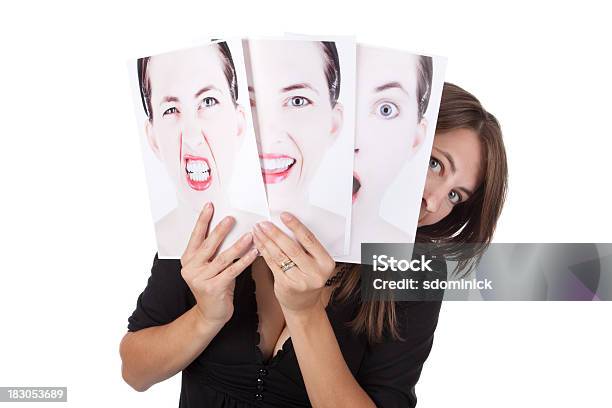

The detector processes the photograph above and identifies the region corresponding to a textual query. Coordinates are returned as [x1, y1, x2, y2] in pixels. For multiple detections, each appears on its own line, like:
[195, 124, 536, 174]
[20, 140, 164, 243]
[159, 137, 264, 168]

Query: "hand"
[180, 202, 258, 326]
[252, 212, 336, 315]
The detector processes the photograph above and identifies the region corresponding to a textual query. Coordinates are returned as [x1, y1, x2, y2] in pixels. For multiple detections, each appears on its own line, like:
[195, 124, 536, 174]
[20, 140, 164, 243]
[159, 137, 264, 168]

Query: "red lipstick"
[184, 154, 212, 191]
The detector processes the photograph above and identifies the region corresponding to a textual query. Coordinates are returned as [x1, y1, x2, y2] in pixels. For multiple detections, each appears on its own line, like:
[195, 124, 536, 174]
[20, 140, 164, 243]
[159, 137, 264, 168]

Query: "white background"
[0, 1, 610, 407]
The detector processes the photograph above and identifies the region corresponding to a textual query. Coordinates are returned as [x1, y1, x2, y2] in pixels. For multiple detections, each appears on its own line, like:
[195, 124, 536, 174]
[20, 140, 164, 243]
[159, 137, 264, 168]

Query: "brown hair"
[335, 82, 508, 344]
[416, 82, 508, 273]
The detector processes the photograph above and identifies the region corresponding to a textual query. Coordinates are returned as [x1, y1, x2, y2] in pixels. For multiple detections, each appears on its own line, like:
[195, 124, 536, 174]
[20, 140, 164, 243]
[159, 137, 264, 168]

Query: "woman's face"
[353, 46, 426, 208]
[418, 128, 483, 227]
[145, 46, 244, 212]
[247, 40, 343, 210]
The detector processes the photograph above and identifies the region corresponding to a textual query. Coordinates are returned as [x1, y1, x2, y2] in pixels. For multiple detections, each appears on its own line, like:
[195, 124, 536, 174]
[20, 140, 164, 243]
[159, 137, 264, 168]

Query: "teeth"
[185, 159, 211, 182]
[186, 159, 210, 173]
[188, 170, 210, 182]
[260, 157, 295, 171]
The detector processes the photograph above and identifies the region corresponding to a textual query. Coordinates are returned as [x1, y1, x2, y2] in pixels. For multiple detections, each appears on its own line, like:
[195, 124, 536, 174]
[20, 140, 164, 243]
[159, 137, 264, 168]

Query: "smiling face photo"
[339, 45, 445, 263]
[134, 41, 269, 258]
[244, 38, 354, 254]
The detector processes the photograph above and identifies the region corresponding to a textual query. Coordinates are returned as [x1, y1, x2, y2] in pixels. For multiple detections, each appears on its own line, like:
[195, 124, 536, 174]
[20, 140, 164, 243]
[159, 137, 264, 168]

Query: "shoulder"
[149, 253, 185, 286]
[356, 300, 442, 408]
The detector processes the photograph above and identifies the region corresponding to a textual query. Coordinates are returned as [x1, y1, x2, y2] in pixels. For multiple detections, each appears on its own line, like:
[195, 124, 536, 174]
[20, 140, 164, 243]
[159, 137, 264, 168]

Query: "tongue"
[352, 176, 361, 195]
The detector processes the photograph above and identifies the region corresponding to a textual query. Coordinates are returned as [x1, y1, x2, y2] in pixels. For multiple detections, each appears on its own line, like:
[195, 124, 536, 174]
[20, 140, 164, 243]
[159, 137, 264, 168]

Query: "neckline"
[249, 265, 338, 367]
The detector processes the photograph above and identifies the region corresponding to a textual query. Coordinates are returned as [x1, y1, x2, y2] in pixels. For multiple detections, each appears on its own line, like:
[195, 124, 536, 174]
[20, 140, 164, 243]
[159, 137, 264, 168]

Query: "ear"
[235, 104, 246, 141]
[145, 120, 162, 161]
[330, 101, 344, 143]
[412, 117, 428, 154]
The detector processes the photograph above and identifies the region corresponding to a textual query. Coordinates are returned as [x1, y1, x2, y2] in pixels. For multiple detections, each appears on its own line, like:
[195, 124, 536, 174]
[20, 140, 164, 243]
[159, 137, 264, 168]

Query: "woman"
[120, 82, 508, 407]
[417, 82, 508, 274]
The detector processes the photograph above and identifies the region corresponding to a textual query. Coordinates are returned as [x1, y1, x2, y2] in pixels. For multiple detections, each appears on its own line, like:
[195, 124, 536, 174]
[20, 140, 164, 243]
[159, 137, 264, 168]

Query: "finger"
[252, 225, 293, 284]
[256, 221, 313, 271]
[184, 202, 214, 257]
[195, 215, 235, 263]
[209, 232, 253, 273]
[279, 212, 330, 263]
[216, 246, 259, 282]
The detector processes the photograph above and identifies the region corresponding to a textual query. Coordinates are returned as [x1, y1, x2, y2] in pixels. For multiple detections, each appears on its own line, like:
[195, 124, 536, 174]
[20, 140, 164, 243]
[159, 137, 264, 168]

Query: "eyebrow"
[160, 96, 179, 104]
[374, 81, 410, 97]
[280, 82, 319, 95]
[458, 186, 474, 197]
[434, 147, 456, 173]
[433, 147, 475, 197]
[195, 86, 221, 99]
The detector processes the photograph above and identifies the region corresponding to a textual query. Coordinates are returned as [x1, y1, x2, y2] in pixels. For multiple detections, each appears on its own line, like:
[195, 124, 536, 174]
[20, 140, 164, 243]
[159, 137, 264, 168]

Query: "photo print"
[338, 44, 447, 263]
[243, 37, 356, 256]
[130, 39, 269, 259]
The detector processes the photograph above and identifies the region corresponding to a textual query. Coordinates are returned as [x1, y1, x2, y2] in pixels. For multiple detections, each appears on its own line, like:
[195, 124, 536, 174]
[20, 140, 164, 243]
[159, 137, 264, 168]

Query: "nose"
[182, 118, 204, 150]
[256, 108, 284, 147]
[422, 190, 441, 213]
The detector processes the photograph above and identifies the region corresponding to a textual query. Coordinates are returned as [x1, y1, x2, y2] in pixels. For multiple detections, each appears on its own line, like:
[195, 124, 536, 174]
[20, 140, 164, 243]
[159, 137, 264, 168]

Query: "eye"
[375, 101, 399, 119]
[288, 96, 311, 108]
[199, 97, 219, 109]
[429, 157, 441, 174]
[162, 107, 179, 116]
[448, 190, 462, 204]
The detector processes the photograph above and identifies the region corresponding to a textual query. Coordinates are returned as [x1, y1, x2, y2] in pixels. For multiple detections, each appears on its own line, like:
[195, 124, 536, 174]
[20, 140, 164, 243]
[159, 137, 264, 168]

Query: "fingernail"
[251, 247, 260, 256]
[259, 221, 273, 231]
[280, 212, 293, 222]
[205, 202, 213, 210]
[241, 232, 253, 243]
[222, 216, 234, 225]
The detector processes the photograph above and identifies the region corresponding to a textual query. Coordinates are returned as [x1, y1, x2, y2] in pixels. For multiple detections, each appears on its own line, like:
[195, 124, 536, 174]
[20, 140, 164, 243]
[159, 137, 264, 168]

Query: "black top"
[127, 255, 443, 407]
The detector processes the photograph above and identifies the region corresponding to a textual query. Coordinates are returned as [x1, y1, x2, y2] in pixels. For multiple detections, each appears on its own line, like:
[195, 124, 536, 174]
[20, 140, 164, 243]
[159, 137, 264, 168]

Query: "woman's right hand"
[180, 202, 257, 327]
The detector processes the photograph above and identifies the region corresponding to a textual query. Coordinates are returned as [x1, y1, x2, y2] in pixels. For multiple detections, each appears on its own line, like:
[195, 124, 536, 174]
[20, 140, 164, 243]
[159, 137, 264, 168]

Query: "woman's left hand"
[252, 212, 336, 315]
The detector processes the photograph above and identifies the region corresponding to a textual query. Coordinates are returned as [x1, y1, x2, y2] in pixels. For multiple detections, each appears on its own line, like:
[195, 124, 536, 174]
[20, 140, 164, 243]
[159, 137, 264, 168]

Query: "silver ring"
[280, 259, 297, 272]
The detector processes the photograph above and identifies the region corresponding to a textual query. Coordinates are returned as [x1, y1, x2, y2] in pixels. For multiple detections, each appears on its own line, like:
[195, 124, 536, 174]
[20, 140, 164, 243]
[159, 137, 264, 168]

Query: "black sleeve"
[127, 254, 194, 332]
[356, 300, 442, 408]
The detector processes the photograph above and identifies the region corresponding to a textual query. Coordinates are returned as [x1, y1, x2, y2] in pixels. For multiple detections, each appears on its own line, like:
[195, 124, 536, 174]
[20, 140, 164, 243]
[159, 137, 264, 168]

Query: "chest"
[251, 258, 338, 362]
[193, 263, 364, 371]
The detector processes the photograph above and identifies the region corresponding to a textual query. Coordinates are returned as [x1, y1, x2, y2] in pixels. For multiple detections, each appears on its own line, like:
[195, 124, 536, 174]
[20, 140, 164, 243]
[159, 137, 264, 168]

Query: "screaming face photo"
[132, 40, 269, 258]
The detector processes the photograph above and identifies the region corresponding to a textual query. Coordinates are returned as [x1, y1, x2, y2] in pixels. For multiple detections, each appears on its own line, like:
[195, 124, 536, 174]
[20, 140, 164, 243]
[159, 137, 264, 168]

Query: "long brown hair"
[417, 82, 508, 272]
[335, 82, 509, 344]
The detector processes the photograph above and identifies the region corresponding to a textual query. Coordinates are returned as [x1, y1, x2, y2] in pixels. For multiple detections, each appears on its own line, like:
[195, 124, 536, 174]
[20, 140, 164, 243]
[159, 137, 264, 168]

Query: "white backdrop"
[0, 1, 611, 407]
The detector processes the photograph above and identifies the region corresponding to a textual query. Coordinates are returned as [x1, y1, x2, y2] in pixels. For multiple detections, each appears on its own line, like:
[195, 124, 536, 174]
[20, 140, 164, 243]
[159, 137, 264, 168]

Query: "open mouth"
[259, 154, 296, 184]
[184, 155, 212, 191]
[352, 172, 361, 203]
